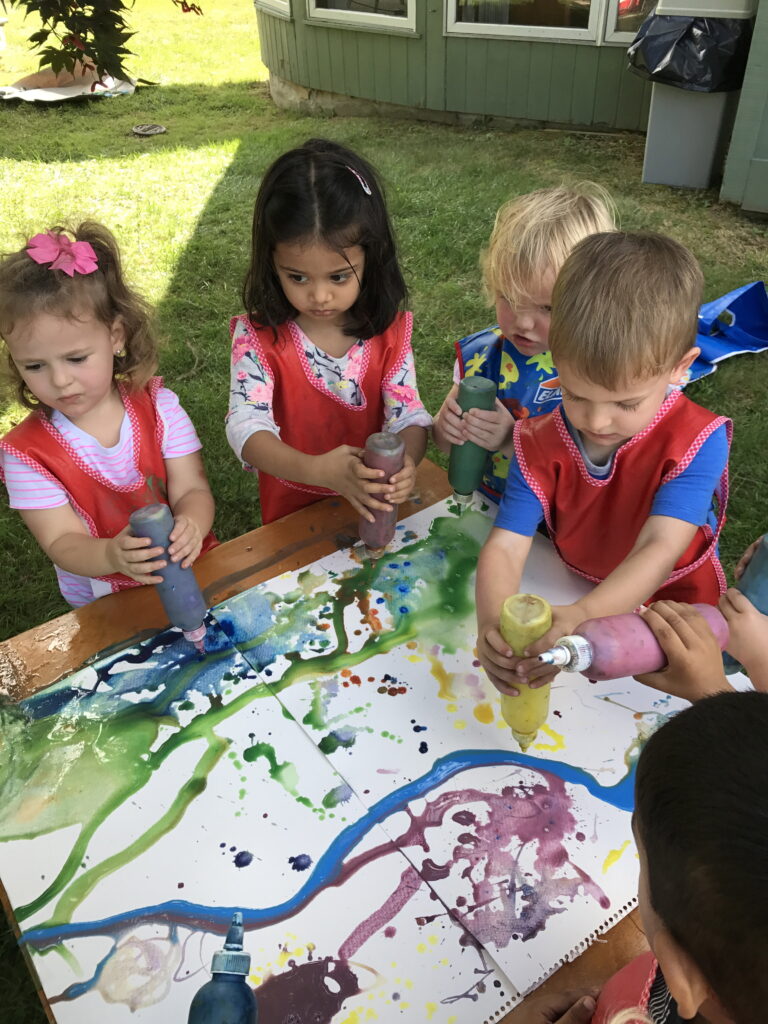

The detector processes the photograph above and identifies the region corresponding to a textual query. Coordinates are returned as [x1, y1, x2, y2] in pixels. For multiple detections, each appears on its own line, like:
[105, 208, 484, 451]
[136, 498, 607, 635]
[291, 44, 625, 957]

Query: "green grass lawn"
[1, 1, 768, 1017]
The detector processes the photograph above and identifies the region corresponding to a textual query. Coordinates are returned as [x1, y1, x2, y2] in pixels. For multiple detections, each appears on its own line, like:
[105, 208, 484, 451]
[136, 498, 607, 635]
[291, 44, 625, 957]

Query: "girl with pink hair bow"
[0, 221, 216, 610]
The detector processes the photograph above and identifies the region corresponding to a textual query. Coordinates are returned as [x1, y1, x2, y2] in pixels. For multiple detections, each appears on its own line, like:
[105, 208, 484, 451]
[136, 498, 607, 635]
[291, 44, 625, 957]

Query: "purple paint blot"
[418, 741, 429, 754]
[254, 956, 359, 1023]
[234, 850, 253, 868]
[289, 853, 313, 872]
[384, 926, 396, 938]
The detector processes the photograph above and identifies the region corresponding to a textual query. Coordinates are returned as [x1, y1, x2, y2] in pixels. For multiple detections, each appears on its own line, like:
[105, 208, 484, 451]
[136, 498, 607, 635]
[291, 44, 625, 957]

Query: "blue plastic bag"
[689, 281, 768, 382]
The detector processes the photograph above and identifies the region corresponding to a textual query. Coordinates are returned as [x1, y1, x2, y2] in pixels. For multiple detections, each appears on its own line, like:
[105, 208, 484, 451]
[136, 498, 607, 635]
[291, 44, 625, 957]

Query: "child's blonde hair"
[481, 183, 617, 308]
[550, 231, 703, 389]
[0, 221, 158, 411]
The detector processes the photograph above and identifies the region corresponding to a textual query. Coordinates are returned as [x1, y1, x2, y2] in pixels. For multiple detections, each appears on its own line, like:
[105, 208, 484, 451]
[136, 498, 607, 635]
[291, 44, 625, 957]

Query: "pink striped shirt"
[1, 387, 202, 606]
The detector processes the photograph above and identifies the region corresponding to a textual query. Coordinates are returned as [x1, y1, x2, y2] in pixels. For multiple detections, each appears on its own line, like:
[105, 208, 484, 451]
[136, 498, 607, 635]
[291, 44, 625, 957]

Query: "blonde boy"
[433, 185, 615, 502]
[476, 232, 731, 693]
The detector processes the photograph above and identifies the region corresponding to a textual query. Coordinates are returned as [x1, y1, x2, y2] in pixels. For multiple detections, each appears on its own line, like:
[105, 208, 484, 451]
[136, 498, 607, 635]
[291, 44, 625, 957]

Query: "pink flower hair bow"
[26, 231, 98, 277]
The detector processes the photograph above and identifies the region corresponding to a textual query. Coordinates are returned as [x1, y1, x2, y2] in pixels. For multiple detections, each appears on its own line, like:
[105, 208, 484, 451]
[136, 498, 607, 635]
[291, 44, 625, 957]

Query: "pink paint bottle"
[358, 432, 405, 556]
[537, 604, 729, 681]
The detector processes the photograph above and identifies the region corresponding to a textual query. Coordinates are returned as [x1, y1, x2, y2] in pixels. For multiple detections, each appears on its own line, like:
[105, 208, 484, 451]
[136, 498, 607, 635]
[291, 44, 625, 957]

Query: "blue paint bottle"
[724, 534, 768, 673]
[187, 912, 258, 1024]
[128, 503, 208, 652]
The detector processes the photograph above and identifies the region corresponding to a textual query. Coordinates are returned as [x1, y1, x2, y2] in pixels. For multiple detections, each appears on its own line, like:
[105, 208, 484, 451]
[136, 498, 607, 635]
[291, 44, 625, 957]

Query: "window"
[307, 0, 416, 32]
[447, 0, 603, 41]
[604, 0, 654, 42]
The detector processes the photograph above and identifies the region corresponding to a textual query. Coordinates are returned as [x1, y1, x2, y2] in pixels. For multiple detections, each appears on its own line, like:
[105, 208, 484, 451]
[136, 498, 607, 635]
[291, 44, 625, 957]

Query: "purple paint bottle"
[187, 912, 258, 1024]
[128, 503, 207, 652]
[358, 432, 405, 556]
[537, 604, 729, 681]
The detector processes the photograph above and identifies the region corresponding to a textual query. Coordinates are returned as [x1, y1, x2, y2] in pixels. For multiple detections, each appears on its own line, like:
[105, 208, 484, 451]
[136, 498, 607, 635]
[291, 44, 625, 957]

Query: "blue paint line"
[21, 748, 633, 949]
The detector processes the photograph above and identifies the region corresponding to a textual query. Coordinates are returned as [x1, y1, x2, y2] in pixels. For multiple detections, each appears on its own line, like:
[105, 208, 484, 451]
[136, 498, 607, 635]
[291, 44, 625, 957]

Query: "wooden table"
[0, 460, 647, 1022]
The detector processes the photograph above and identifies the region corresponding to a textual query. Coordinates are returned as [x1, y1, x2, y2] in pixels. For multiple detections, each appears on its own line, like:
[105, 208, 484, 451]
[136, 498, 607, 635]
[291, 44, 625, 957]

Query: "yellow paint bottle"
[498, 594, 552, 751]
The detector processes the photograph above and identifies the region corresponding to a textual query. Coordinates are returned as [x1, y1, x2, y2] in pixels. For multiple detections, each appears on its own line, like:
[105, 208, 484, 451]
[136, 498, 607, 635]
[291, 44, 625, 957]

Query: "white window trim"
[445, 0, 605, 43]
[603, 0, 650, 44]
[306, 0, 417, 33]
[255, 0, 292, 18]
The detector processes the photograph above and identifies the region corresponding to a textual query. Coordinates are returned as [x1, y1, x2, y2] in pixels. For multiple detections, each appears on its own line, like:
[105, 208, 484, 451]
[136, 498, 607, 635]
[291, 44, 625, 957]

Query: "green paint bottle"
[448, 376, 497, 504]
[187, 912, 258, 1024]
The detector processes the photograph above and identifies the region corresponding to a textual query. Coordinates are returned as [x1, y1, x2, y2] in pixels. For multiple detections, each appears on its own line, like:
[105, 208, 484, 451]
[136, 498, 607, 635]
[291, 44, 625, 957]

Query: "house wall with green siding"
[256, 5, 652, 131]
[721, 0, 768, 212]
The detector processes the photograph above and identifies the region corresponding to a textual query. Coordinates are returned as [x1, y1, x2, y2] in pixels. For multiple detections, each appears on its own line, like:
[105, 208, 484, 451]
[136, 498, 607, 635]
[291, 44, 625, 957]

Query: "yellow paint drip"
[453, 720, 467, 730]
[533, 723, 565, 752]
[473, 702, 494, 724]
[428, 652, 456, 700]
[426, 1002, 438, 1019]
[602, 839, 631, 873]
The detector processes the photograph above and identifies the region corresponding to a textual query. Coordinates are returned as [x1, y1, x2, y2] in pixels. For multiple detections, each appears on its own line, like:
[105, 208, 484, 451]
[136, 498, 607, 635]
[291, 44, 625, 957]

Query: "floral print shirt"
[226, 319, 432, 464]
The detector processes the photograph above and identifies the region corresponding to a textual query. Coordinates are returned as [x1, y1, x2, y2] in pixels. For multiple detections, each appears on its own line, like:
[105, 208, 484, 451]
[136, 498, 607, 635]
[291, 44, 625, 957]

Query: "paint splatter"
[254, 956, 360, 1023]
[289, 854, 313, 872]
[234, 850, 253, 868]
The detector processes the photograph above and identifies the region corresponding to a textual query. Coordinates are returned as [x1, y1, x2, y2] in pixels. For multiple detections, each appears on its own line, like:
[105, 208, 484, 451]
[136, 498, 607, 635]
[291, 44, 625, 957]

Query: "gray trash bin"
[640, 1, 756, 189]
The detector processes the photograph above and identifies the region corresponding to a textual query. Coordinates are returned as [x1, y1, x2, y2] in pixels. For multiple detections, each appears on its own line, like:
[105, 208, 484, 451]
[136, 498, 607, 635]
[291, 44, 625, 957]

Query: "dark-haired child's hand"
[386, 454, 416, 505]
[718, 588, 768, 692]
[320, 445, 393, 522]
[634, 601, 732, 700]
[510, 988, 597, 1024]
[168, 514, 204, 568]
[735, 535, 764, 580]
[107, 527, 166, 584]
[462, 398, 514, 453]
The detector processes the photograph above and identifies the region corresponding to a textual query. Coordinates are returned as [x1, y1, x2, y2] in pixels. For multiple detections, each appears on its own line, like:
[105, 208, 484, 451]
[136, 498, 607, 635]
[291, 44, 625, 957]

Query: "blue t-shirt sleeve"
[651, 424, 728, 526]
[495, 455, 545, 535]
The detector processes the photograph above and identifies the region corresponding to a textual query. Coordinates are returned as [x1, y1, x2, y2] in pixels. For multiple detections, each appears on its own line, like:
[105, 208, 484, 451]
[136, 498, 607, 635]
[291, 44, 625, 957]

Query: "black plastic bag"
[627, 14, 754, 92]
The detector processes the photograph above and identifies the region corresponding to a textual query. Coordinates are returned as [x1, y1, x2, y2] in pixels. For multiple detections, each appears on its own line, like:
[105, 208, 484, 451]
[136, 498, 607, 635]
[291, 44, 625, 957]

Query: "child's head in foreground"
[633, 690, 768, 1023]
[242, 137, 407, 340]
[549, 231, 703, 453]
[480, 183, 616, 358]
[0, 222, 156, 412]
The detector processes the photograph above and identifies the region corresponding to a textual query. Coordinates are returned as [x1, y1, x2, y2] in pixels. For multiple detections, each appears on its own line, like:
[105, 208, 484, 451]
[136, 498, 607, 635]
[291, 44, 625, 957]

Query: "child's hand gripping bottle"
[448, 376, 497, 505]
[128, 503, 208, 652]
[498, 593, 553, 751]
[537, 604, 729, 680]
[723, 534, 768, 673]
[358, 432, 405, 557]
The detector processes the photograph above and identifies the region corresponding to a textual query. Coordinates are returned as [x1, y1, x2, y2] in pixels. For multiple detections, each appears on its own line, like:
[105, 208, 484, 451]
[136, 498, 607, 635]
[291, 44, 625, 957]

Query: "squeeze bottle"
[723, 534, 768, 673]
[537, 604, 729, 681]
[128, 503, 208, 652]
[187, 912, 258, 1024]
[448, 376, 497, 504]
[358, 432, 405, 556]
[498, 594, 553, 751]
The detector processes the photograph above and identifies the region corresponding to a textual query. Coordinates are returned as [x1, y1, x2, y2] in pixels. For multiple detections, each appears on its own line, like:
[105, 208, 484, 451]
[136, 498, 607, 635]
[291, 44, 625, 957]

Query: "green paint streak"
[242, 741, 312, 807]
[42, 737, 226, 928]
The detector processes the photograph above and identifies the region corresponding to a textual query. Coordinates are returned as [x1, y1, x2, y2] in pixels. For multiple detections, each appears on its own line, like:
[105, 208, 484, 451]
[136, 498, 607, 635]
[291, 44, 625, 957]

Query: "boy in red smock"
[475, 232, 731, 694]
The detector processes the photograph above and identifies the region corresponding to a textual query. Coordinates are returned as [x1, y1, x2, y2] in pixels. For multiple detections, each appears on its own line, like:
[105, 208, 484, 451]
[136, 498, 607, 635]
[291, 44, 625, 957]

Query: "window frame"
[306, 0, 417, 34]
[445, 0, 606, 43]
